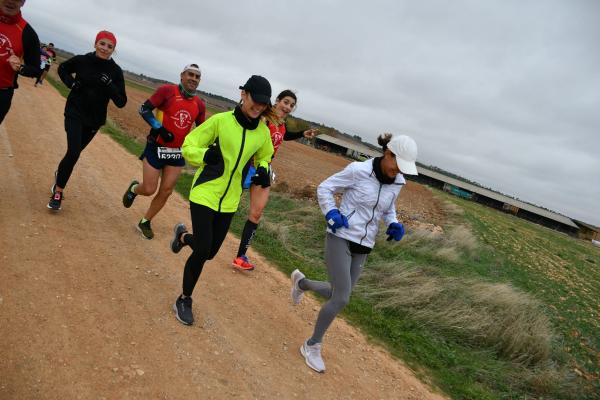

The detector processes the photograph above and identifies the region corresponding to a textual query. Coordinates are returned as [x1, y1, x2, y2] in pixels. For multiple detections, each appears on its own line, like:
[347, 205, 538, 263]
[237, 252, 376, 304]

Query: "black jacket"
[58, 52, 127, 129]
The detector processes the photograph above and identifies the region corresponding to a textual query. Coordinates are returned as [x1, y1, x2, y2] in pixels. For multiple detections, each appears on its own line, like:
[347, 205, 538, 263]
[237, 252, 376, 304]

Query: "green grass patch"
[47, 80, 598, 399]
[124, 78, 155, 94]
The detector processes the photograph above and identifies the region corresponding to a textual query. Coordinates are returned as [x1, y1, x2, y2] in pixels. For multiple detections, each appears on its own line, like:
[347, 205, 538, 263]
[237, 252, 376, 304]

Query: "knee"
[157, 186, 174, 199]
[330, 294, 350, 311]
[137, 182, 157, 196]
[248, 209, 263, 223]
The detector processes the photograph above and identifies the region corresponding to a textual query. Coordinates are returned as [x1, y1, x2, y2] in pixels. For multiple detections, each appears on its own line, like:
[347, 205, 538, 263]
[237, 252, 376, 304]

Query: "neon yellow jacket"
[182, 109, 274, 212]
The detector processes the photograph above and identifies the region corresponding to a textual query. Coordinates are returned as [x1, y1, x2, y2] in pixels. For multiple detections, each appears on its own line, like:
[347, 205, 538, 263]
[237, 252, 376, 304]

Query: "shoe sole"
[172, 302, 193, 326]
[46, 204, 61, 211]
[291, 269, 305, 305]
[136, 225, 153, 240]
[300, 344, 325, 373]
[170, 224, 187, 253]
[123, 180, 139, 208]
[231, 261, 255, 271]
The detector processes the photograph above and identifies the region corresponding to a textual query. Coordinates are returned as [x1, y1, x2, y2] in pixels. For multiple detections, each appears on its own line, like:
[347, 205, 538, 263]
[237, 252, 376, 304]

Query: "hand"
[386, 222, 405, 241]
[156, 126, 174, 143]
[203, 143, 223, 165]
[7, 51, 21, 72]
[303, 128, 318, 139]
[325, 209, 349, 233]
[251, 166, 271, 188]
[71, 80, 82, 90]
[98, 73, 112, 86]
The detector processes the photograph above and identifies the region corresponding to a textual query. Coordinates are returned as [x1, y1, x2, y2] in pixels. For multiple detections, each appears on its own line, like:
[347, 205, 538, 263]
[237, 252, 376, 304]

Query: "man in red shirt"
[0, 0, 40, 124]
[122, 64, 206, 239]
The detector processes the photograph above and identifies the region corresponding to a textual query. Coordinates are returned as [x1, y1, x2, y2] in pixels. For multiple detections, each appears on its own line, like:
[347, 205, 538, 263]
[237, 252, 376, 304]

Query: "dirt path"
[0, 80, 446, 399]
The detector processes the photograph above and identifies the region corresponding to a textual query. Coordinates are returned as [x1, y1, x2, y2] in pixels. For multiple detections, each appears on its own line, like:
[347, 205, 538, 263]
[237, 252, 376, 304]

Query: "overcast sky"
[24, 0, 600, 226]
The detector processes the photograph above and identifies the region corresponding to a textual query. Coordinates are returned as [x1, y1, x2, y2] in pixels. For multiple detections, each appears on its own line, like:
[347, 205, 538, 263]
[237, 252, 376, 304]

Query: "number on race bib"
[157, 147, 182, 160]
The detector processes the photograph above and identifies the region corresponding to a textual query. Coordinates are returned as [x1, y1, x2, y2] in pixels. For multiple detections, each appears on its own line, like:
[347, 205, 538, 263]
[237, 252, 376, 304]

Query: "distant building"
[314, 134, 381, 160]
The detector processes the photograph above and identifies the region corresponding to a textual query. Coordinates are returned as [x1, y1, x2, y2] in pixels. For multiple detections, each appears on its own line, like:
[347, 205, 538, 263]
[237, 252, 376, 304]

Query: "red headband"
[95, 30, 117, 46]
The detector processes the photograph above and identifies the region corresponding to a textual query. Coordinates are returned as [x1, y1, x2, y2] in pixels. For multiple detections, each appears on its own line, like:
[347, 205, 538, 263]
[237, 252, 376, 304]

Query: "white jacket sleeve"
[382, 188, 401, 226]
[317, 163, 356, 215]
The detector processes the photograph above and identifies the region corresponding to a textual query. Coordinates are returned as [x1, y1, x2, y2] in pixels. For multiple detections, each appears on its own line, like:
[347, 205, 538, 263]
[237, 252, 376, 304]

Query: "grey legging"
[299, 233, 368, 344]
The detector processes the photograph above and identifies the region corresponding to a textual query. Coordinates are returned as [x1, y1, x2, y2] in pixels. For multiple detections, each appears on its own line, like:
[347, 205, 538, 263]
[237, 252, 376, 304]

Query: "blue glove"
[325, 209, 349, 233]
[386, 222, 405, 241]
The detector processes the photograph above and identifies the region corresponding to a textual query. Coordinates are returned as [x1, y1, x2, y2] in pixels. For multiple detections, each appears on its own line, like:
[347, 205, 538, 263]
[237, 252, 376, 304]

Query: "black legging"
[182, 202, 234, 296]
[56, 117, 98, 188]
[0, 88, 14, 125]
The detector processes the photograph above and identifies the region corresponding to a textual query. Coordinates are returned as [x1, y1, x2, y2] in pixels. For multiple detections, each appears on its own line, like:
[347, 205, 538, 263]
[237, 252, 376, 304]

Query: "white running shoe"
[290, 269, 305, 305]
[300, 341, 325, 373]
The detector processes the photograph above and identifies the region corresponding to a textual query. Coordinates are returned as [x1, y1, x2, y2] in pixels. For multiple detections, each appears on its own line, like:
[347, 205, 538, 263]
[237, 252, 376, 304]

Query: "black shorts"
[139, 142, 185, 169]
[43, 64, 51, 72]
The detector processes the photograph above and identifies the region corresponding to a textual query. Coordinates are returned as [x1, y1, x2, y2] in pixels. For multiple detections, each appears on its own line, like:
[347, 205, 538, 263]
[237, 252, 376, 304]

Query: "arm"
[284, 127, 318, 141]
[182, 116, 219, 167]
[57, 55, 80, 89]
[18, 25, 41, 78]
[382, 191, 400, 226]
[139, 100, 161, 129]
[316, 163, 356, 215]
[194, 98, 206, 126]
[108, 67, 127, 108]
[253, 127, 275, 170]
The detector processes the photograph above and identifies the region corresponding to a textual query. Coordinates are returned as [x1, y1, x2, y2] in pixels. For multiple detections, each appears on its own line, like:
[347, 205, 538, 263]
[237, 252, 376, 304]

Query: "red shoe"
[232, 255, 255, 271]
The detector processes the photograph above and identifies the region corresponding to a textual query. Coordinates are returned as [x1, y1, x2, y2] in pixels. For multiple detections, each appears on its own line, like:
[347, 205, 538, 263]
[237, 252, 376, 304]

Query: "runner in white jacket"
[290, 133, 419, 373]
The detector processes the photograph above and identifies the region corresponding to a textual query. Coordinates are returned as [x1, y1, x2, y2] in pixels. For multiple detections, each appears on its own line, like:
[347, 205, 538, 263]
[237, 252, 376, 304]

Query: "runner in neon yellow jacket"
[170, 75, 276, 326]
[182, 108, 273, 212]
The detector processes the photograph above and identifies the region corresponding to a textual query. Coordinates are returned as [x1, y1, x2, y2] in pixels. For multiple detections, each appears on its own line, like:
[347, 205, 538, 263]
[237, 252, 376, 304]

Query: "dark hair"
[276, 89, 297, 102]
[378, 133, 393, 151]
[48, 43, 54, 46]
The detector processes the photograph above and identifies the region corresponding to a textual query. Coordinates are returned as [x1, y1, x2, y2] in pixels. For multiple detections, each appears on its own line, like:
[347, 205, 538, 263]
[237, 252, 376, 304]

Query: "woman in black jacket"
[48, 30, 127, 211]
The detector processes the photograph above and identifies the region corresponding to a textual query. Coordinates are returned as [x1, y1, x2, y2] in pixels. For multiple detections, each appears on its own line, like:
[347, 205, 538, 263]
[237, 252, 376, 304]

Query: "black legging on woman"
[55, 117, 98, 188]
[181, 202, 234, 296]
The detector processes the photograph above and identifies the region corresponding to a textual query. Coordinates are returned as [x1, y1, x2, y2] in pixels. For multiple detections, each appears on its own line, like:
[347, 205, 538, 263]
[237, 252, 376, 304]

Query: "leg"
[235, 185, 270, 258]
[55, 119, 97, 190]
[143, 165, 182, 221]
[181, 203, 234, 297]
[135, 158, 161, 196]
[309, 234, 366, 344]
[0, 89, 15, 126]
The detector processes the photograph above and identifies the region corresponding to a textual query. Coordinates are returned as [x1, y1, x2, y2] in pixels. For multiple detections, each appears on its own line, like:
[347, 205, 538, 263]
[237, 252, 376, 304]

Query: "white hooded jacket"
[317, 158, 404, 249]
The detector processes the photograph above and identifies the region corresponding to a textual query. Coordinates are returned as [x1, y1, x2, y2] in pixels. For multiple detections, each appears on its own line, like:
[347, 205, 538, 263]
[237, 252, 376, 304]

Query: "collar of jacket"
[85, 52, 115, 65]
[233, 105, 260, 130]
[373, 157, 396, 185]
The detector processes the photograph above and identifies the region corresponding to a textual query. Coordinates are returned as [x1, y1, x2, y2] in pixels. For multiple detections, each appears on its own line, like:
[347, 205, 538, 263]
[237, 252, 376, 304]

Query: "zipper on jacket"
[218, 128, 246, 212]
[360, 183, 382, 245]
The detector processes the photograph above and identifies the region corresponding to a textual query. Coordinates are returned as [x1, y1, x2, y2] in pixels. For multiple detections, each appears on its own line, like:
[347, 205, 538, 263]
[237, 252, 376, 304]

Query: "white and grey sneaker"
[290, 269, 305, 305]
[300, 340, 325, 373]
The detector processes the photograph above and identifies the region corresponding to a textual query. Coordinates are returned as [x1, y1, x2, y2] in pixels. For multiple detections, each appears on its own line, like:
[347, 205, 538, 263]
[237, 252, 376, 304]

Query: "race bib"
[157, 147, 182, 160]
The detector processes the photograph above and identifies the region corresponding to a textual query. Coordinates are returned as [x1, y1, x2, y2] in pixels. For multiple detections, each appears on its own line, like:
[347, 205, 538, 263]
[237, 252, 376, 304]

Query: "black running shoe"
[170, 223, 188, 254]
[173, 295, 194, 325]
[47, 191, 63, 211]
[137, 219, 154, 239]
[122, 180, 139, 208]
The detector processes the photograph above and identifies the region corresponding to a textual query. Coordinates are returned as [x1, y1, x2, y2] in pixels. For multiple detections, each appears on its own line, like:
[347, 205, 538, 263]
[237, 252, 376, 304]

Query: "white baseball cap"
[183, 64, 201, 75]
[387, 135, 418, 175]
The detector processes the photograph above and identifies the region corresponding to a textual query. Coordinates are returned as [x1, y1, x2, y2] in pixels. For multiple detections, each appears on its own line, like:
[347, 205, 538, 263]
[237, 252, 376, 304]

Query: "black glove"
[203, 143, 223, 165]
[156, 126, 174, 143]
[70, 80, 82, 90]
[251, 166, 271, 188]
[99, 73, 112, 86]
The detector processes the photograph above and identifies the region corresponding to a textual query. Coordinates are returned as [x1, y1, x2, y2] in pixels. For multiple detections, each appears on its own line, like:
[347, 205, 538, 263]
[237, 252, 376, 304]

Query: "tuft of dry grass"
[401, 224, 478, 262]
[359, 264, 554, 366]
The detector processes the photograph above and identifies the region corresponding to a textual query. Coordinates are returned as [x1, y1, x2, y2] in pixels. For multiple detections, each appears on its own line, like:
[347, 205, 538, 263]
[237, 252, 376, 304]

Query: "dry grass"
[402, 224, 478, 262]
[359, 264, 554, 366]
